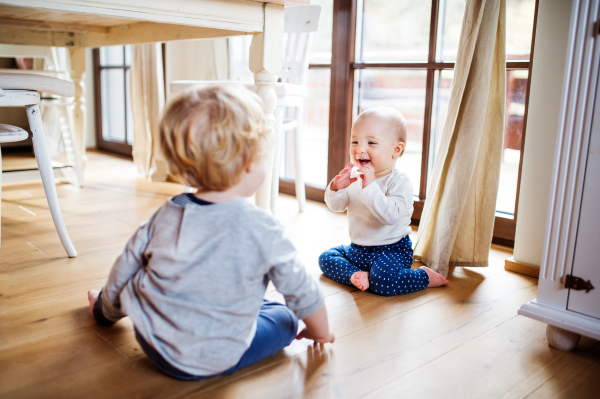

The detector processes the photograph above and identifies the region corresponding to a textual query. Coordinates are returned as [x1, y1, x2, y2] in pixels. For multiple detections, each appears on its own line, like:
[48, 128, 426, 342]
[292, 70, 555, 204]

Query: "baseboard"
[504, 257, 539, 278]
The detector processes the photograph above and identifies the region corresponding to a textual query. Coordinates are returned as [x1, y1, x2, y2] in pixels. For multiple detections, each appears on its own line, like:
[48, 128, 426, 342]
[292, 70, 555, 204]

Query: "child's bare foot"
[419, 266, 449, 287]
[88, 289, 100, 318]
[351, 271, 370, 291]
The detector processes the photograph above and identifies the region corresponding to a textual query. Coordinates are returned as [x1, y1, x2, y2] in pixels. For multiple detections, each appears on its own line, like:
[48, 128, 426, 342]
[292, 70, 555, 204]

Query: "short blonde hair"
[356, 106, 408, 146]
[159, 84, 268, 191]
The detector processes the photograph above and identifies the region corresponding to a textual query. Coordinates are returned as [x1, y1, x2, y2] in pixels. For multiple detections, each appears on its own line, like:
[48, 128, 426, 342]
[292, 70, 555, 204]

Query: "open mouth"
[357, 159, 371, 166]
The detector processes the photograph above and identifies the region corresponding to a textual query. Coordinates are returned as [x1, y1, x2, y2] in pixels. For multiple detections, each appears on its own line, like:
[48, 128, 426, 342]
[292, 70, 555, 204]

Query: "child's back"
[104, 196, 320, 375]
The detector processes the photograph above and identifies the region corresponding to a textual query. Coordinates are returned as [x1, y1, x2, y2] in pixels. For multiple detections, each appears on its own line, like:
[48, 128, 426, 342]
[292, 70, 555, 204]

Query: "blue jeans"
[135, 300, 299, 380]
[318, 235, 429, 296]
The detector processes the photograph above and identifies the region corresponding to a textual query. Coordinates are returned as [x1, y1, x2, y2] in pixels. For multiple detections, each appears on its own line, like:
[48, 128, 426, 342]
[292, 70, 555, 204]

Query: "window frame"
[93, 47, 133, 157]
[323, 0, 538, 246]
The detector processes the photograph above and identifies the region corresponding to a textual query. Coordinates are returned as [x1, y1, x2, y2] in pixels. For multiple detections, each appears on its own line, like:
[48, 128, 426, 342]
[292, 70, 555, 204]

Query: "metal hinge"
[564, 275, 595, 293]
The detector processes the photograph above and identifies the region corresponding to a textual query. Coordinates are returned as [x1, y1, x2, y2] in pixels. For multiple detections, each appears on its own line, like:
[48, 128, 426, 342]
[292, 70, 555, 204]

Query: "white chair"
[0, 44, 84, 187]
[170, 5, 321, 213]
[0, 73, 77, 257]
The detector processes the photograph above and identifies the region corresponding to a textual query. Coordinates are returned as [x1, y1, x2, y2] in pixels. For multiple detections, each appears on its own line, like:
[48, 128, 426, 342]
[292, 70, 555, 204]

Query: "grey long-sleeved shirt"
[98, 195, 324, 376]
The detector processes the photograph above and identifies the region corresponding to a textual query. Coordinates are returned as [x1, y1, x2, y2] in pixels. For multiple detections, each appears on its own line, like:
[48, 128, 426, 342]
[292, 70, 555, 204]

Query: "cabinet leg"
[546, 324, 581, 351]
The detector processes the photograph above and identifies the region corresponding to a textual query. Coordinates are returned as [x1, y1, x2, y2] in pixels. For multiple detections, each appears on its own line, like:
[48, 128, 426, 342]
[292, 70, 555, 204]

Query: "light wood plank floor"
[1, 151, 599, 399]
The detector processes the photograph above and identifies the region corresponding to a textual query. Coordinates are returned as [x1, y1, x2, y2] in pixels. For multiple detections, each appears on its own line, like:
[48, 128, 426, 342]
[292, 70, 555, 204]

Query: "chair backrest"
[0, 45, 71, 80]
[280, 5, 321, 86]
[0, 72, 75, 97]
[227, 5, 322, 86]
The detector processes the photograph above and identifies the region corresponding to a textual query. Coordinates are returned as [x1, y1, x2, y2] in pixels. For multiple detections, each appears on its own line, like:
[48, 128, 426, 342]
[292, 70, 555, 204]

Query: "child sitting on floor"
[88, 84, 334, 380]
[319, 107, 449, 296]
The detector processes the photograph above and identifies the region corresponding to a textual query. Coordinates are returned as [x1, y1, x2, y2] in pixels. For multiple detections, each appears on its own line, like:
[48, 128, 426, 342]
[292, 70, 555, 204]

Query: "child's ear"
[245, 157, 263, 174]
[393, 141, 406, 159]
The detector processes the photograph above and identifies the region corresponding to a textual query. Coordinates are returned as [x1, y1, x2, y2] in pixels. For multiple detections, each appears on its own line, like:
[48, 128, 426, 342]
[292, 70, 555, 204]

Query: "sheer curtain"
[130, 43, 166, 181]
[414, 0, 506, 277]
[130, 39, 228, 181]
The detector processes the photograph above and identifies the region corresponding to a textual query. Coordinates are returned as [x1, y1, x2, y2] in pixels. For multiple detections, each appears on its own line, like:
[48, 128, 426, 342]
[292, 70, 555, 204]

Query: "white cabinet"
[518, 0, 600, 350]
[567, 100, 600, 319]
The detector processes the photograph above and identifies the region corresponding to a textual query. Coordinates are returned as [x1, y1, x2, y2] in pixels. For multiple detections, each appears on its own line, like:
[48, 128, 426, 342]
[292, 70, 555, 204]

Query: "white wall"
[513, 0, 574, 266]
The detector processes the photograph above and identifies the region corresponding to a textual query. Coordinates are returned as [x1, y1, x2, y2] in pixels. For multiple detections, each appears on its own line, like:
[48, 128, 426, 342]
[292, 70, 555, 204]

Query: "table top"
[0, 0, 309, 47]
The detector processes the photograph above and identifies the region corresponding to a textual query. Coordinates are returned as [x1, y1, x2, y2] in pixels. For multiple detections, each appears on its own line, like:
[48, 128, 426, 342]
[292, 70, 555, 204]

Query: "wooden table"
[0, 0, 308, 210]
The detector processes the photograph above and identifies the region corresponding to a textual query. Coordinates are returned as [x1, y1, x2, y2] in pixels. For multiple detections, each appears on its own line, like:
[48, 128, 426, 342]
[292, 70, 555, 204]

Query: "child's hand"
[331, 163, 357, 192]
[88, 289, 100, 319]
[357, 163, 376, 188]
[296, 327, 335, 344]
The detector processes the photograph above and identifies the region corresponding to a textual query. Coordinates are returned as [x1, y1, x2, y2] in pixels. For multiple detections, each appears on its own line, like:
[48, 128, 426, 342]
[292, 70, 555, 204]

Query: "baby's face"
[349, 116, 405, 178]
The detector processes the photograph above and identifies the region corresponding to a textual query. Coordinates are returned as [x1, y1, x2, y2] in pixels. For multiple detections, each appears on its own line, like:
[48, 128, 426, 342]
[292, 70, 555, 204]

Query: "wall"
[513, 0, 574, 266]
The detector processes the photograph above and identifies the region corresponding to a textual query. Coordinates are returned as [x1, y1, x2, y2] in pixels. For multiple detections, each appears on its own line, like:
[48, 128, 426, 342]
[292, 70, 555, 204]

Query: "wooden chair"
[0, 44, 84, 187]
[0, 73, 77, 257]
[170, 5, 321, 213]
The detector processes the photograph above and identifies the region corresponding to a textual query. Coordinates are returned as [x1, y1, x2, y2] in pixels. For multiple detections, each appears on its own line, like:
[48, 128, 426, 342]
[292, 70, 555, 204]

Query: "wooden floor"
[1, 151, 599, 399]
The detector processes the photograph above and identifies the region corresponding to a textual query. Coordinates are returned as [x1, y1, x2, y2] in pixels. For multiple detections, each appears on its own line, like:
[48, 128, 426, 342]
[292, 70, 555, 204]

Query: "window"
[326, 0, 537, 244]
[93, 45, 134, 156]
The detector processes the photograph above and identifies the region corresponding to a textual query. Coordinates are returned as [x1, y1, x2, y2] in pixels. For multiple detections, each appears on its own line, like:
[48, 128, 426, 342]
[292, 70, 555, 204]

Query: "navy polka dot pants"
[318, 235, 429, 296]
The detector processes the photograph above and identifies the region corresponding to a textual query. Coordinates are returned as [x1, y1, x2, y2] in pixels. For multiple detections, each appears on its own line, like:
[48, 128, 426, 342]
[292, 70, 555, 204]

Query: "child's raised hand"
[331, 162, 357, 191]
[357, 163, 376, 188]
[296, 327, 336, 344]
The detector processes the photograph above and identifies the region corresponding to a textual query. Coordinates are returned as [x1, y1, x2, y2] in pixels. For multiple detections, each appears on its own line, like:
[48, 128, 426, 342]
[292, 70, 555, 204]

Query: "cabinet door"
[567, 75, 600, 319]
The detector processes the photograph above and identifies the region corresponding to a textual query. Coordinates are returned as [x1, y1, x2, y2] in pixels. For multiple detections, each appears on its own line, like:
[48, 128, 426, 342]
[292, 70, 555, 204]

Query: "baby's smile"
[356, 155, 371, 167]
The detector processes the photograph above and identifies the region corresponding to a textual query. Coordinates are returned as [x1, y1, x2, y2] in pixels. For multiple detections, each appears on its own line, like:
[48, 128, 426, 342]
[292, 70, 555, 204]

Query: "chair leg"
[293, 105, 306, 212]
[61, 104, 84, 187]
[270, 107, 285, 214]
[25, 104, 77, 257]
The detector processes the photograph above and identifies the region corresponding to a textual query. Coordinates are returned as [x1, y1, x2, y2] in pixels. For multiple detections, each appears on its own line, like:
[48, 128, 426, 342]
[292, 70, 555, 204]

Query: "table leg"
[249, 3, 284, 212]
[69, 47, 87, 178]
[253, 72, 278, 210]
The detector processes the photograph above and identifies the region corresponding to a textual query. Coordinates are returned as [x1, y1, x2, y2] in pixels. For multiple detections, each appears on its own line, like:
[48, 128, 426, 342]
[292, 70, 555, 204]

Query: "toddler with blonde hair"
[88, 84, 333, 380]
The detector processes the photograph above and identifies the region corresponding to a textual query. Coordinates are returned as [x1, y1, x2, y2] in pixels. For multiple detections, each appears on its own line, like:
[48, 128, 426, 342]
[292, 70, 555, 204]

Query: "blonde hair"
[159, 84, 268, 191]
[356, 107, 408, 153]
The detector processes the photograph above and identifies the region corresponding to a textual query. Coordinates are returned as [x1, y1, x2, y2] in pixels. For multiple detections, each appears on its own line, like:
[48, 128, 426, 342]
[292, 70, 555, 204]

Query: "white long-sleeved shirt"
[325, 168, 414, 246]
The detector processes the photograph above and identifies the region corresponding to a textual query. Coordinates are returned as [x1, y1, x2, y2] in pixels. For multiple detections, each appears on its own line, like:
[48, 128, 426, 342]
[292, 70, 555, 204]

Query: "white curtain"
[130, 39, 228, 180]
[414, 0, 506, 277]
[130, 43, 166, 181]
[165, 38, 228, 99]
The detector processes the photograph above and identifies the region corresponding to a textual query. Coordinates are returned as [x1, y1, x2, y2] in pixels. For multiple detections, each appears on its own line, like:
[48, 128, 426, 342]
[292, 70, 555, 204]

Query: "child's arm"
[266, 226, 334, 343]
[88, 217, 154, 324]
[325, 163, 355, 212]
[296, 304, 335, 343]
[358, 173, 413, 225]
